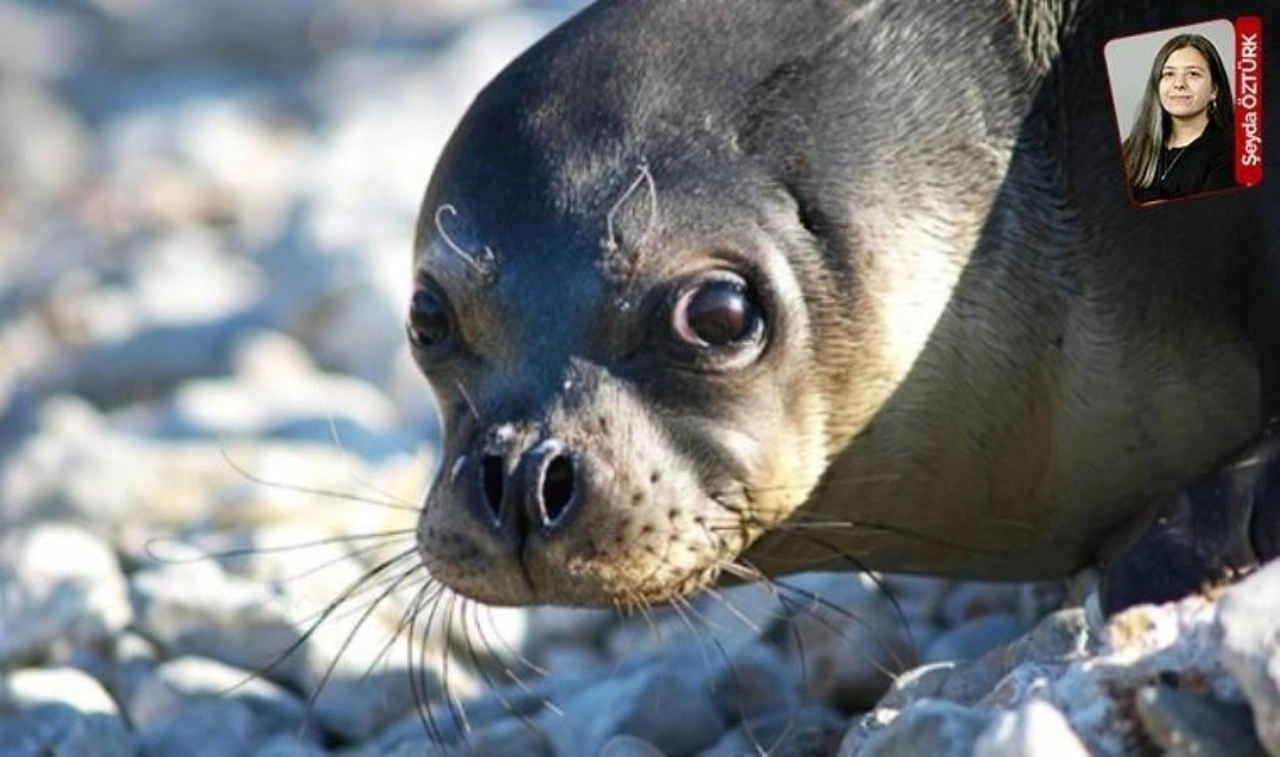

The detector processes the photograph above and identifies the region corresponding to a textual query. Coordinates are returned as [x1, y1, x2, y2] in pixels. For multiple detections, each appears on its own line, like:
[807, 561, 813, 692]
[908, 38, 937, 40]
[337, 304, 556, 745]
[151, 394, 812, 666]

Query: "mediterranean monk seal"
[409, 0, 1280, 617]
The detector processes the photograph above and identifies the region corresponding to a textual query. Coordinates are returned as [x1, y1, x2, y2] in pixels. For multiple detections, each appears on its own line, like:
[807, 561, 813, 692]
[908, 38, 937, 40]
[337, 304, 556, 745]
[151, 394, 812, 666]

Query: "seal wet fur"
[409, 0, 1280, 612]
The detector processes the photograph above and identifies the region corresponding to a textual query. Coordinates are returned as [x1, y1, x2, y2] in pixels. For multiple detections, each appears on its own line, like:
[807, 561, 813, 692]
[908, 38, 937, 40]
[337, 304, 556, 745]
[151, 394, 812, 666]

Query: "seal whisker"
[666, 594, 725, 686]
[404, 581, 448, 748]
[699, 586, 775, 637]
[295, 561, 422, 743]
[284, 546, 421, 632]
[299, 553, 427, 633]
[208, 545, 422, 713]
[321, 413, 433, 506]
[455, 380, 481, 422]
[738, 557, 912, 676]
[217, 448, 419, 513]
[457, 602, 561, 740]
[142, 529, 416, 568]
[411, 587, 470, 748]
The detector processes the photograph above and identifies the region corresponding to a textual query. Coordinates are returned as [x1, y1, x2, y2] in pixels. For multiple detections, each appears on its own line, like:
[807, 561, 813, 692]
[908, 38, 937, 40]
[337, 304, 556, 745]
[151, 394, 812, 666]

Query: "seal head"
[412, 0, 1274, 608]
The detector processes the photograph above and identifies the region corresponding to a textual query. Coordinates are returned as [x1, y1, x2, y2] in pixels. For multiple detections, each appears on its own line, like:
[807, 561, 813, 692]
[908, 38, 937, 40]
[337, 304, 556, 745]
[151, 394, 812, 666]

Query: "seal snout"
[478, 438, 580, 537]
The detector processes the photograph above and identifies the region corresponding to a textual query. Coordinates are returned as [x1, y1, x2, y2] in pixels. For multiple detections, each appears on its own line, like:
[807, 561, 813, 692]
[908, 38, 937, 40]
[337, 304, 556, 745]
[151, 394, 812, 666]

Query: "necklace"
[1158, 144, 1188, 184]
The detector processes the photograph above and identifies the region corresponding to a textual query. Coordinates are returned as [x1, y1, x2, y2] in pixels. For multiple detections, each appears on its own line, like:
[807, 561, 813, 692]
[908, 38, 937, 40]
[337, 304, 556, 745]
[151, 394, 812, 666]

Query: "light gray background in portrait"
[1105, 19, 1236, 141]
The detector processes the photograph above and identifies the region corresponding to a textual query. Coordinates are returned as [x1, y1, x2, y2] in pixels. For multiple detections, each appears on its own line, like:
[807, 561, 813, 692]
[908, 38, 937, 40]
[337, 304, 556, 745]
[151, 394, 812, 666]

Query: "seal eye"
[406, 289, 451, 350]
[672, 277, 763, 348]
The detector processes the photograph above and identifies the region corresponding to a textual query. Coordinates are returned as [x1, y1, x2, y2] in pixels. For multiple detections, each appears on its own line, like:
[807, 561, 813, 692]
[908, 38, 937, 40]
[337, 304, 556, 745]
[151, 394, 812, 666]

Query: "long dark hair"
[1122, 34, 1233, 189]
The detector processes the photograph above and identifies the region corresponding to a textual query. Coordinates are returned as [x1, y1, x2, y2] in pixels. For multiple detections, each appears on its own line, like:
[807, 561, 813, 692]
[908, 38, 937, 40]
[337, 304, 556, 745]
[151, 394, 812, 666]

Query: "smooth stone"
[252, 734, 331, 757]
[371, 676, 560, 752]
[105, 631, 161, 707]
[710, 641, 801, 725]
[1135, 683, 1266, 757]
[0, 523, 131, 665]
[973, 699, 1089, 757]
[136, 698, 256, 757]
[372, 714, 555, 757]
[1216, 560, 1280, 755]
[126, 656, 311, 742]
[848, 699, 991, 757]
[0, 81, 89, 199]
[924, 612, 1027, 664]
[931, 608, 1094, 708]
[209, 526, 450, 743]
[128, 558, 309, 688]
[937, 583, 1023, 627]
[1, 667, 118, 714]
[541, 646, 727, 757]
[698, 704, 847, 757]
[600, 734, 667, 757]
[0, 668, 132, 757]
[54, 312, 262, 408]
[0, 705, 134, 757]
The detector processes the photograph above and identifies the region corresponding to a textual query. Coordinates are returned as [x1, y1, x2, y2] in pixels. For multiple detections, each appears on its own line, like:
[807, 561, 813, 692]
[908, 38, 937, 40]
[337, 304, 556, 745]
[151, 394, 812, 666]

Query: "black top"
[1132, 120, 1235, 204]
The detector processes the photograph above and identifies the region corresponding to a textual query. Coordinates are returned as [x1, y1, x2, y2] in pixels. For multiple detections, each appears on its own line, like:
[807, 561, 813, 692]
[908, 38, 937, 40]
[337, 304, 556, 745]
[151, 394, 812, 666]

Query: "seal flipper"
[1100, 419, 1280, 616]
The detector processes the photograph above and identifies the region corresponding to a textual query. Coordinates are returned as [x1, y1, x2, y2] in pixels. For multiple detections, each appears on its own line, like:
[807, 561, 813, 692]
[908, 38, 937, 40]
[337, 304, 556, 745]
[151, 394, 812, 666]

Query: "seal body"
[410, 0, 1280, 608]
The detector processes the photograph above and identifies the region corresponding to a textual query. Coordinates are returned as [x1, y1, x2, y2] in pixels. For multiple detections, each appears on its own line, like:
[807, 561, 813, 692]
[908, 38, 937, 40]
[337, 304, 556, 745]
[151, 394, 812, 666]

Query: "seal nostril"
[541, 455, 575, 524]
[481, 454, 504, 520]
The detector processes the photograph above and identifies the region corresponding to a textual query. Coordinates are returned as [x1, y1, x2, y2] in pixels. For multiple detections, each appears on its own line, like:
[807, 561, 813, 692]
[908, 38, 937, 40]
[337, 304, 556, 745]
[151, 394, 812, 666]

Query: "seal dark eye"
[672, 277, 763, 348]
[406, 289, 451, 349]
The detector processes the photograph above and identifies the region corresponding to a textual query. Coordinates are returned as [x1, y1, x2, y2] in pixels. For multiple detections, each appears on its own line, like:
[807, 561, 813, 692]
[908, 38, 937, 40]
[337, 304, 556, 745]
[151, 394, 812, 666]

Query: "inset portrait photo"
[1105, 18, 1263, 206]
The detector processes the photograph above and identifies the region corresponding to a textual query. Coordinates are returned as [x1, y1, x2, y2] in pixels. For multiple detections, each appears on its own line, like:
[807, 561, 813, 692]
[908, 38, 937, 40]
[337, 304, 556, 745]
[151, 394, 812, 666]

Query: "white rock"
[128, 557, 310, 688]
[925, 612, 1027, 664]
[542, 646, 727, 756]
[0, 667, 134, 757]
[127, 656, 310, 741]
[973, 699, 1089, 757]
[848, 699, 991, 757]
[0, 524, 131, 665]
[0, 3, 91, 80]
[1, 667, 119, 715]
[0, 81, 89, 201]
[1216, 559, 1280, 755]
[135, 697, 256, 757]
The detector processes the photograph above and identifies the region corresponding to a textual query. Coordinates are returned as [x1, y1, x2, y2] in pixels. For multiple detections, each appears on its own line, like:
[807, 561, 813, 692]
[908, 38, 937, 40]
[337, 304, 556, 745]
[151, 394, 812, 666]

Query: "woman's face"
[1158, 46, 1218, 120]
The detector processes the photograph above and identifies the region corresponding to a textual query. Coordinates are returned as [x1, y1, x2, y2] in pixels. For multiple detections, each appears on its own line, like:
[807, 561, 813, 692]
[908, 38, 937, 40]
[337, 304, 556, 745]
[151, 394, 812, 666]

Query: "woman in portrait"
[1123, 34, 1235, 204]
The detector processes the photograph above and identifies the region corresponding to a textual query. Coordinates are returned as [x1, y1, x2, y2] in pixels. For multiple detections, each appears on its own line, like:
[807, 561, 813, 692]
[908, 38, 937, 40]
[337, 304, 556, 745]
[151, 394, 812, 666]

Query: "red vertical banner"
[1235, 16, 1263, 186]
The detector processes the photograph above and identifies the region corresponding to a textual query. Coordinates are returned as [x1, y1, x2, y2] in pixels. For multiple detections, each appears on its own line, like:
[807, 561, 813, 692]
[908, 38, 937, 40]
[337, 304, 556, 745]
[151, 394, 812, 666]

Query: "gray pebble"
[845, 699, 990, 757]
[0, 524, 131, 666]
[710, 641, 801, 724]
[128, 557, 309, 688]
[136, 698, 257, 757]
[599, 734, 667, 757]
[544, 646, 727, 757]
[1216, 560, 1280, 755]
[699, 704, 847, 757]
[0, 667, 134, 757]
[0, 705, 135, 757]
[126, 656, 312, 743]
[1135, 683, 1266, 757]
[972, 699, 1088, 757]
[924, 612, 1027, 664]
